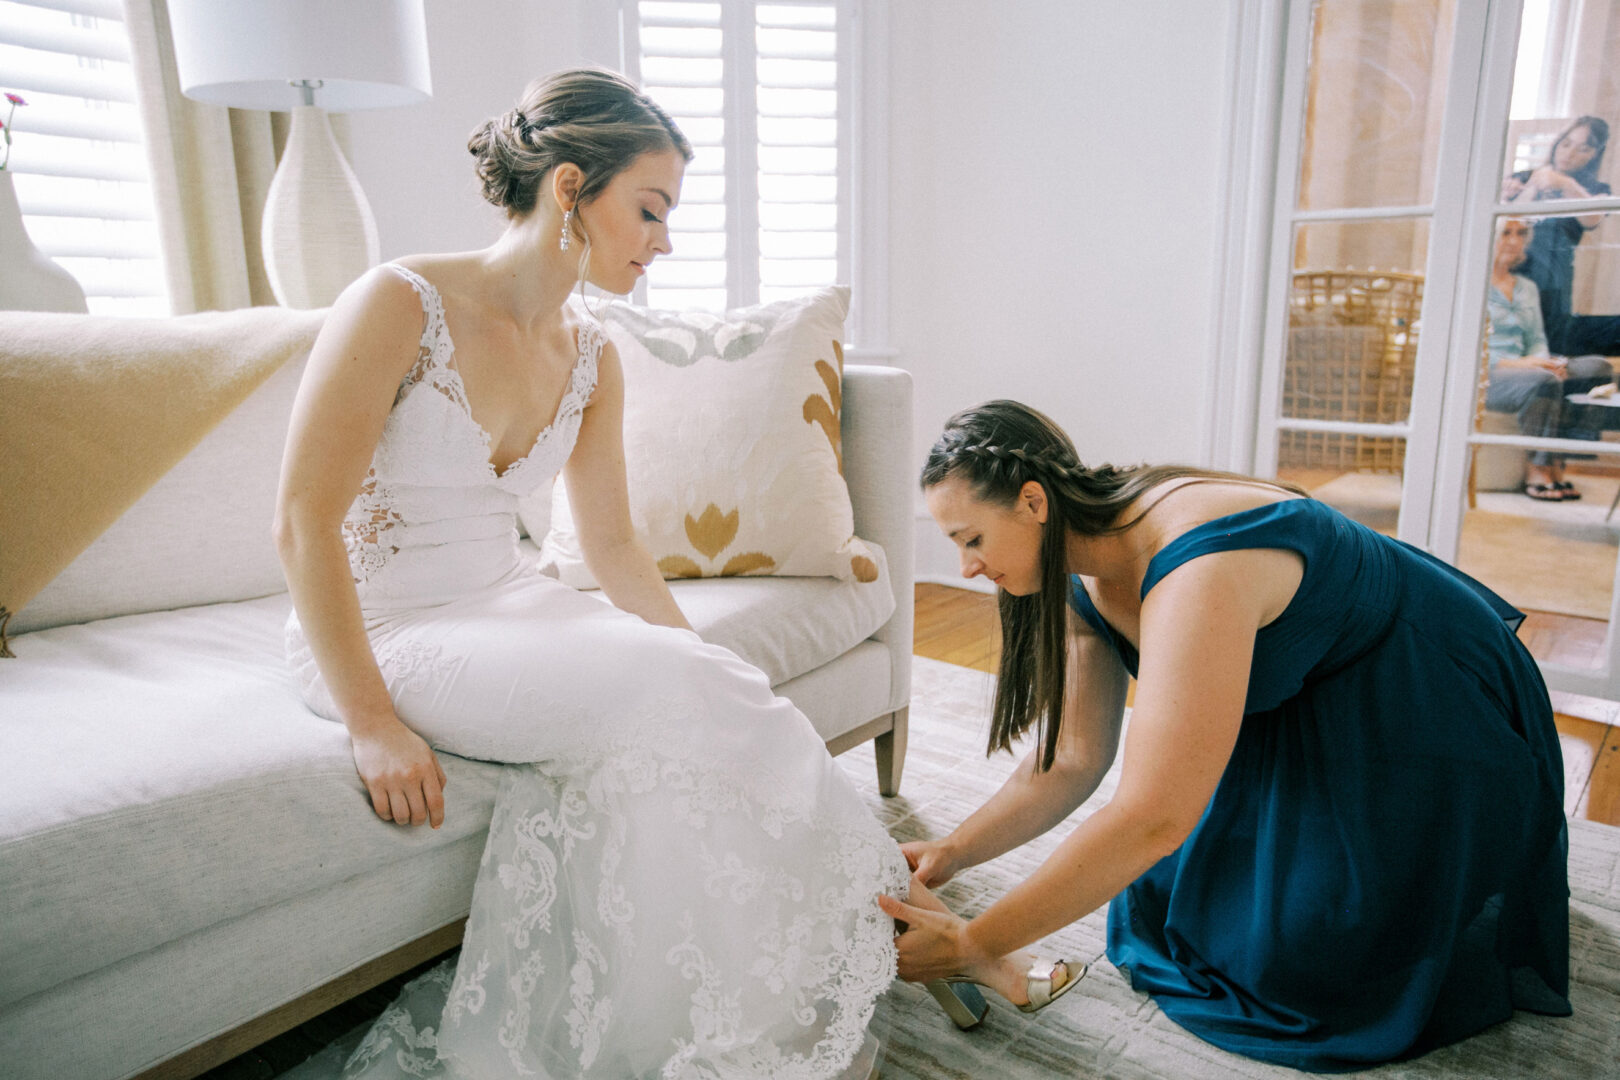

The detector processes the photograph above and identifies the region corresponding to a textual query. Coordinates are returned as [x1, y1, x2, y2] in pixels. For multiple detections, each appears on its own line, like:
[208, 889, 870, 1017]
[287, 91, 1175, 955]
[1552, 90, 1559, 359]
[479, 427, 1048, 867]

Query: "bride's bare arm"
[563, 340, 693, 631]
[903, 619, 1129, 885]
[273, 269, 449, 828]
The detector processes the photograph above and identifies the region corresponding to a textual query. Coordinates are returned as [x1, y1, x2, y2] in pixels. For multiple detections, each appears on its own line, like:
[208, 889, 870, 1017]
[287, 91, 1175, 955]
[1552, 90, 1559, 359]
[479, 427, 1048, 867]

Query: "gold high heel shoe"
[924, 958, 1085, 1030]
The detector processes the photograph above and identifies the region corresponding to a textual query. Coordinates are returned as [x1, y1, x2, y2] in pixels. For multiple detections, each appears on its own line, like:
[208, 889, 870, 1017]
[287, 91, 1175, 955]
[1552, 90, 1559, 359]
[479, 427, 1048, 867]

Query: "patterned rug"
[837, 657, 1620, 1080]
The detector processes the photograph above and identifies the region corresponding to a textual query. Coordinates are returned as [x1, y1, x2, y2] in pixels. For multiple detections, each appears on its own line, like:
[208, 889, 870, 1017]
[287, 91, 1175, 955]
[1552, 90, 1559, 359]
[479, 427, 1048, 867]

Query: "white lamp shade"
[168, 0, 432, 111]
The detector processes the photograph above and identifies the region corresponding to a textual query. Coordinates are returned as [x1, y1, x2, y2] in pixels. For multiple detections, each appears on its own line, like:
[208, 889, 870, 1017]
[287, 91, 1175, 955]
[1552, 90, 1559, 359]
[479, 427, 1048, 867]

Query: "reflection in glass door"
[1256, 0, 1457, 543]
[1442, 2, 1620, 700]
[1259, 0, 1620, 700]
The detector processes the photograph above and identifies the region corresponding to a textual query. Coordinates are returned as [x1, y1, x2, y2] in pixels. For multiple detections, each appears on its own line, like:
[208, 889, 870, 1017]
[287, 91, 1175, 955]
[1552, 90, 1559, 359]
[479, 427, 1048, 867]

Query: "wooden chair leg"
[1467, 448, 1478, 509]
[874, 706, 908, 797]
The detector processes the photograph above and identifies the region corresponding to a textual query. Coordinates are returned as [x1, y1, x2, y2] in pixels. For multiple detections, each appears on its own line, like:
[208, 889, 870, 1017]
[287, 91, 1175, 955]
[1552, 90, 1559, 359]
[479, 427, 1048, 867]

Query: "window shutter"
[633, 0, 844, 311]
[754, 3, 838, 305]
[0, 0, 167, 315]
[636, 0, 731, 312]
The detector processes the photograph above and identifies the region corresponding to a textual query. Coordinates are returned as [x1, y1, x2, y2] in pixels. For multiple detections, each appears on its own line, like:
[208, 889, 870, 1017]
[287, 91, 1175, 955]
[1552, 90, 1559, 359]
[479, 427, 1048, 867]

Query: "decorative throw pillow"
[524, 286, 882, 588]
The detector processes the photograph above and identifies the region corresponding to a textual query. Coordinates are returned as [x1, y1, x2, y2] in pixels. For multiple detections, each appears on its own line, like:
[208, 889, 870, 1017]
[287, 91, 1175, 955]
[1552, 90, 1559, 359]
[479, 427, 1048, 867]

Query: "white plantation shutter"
[0, 0, 167, 315]
[628, 0, 848, 312]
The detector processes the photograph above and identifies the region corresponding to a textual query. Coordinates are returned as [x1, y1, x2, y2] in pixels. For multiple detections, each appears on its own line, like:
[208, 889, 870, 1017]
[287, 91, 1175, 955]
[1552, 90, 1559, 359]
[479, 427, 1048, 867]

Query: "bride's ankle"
[969, 953, 1032, 1005]
[986, 954, 1070, 1006]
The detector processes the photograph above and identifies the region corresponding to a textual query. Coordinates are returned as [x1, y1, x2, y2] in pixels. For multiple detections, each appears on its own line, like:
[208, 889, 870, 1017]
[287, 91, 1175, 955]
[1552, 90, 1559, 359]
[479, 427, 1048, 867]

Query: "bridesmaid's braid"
[949, 442, 1083, 484]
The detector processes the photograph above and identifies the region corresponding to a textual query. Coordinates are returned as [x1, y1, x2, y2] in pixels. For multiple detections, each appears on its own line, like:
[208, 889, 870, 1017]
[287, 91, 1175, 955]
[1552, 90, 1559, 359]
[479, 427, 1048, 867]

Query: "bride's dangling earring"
[559, 208, 572, 252]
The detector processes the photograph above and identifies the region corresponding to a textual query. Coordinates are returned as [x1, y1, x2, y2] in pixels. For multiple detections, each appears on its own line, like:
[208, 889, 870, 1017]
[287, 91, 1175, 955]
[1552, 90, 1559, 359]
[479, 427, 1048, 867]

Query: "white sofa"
[0, 325, 914, 1080]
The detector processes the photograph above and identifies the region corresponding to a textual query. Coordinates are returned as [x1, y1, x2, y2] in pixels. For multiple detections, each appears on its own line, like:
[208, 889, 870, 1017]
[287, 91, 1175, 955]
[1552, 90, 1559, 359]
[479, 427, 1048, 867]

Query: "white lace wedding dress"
[284, 264, 908, 1079]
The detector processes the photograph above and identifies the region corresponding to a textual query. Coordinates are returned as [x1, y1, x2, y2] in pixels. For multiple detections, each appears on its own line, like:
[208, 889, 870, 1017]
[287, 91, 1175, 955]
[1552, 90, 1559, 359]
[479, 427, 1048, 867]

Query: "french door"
[1254, 0, 1620, 699]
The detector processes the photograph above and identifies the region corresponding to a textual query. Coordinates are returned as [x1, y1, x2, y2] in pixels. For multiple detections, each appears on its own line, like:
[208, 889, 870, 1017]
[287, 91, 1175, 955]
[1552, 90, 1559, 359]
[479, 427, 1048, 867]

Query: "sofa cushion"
[1, 561, 892, 1007]
[663, 541, 895, 686]
[12, 355, 310, 636]
[528, 287, 883, 587]
[0, 595, 508, 1009]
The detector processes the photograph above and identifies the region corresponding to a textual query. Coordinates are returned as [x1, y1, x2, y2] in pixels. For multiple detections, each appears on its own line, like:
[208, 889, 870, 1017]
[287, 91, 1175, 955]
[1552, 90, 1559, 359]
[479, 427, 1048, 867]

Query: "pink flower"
[4, 93, 25, 106]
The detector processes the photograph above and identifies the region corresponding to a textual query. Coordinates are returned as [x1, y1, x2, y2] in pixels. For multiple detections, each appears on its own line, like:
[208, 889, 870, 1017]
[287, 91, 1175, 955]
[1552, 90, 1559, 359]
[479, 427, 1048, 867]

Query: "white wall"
[886, 1, 1236, 582]
[338, 1, 1240, 585]
[345, 0, 620, 260]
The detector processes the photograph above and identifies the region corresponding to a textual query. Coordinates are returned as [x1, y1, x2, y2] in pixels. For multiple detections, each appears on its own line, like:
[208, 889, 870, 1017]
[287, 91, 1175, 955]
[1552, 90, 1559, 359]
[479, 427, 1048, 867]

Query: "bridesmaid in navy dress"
[878, 400, 1570, 1072]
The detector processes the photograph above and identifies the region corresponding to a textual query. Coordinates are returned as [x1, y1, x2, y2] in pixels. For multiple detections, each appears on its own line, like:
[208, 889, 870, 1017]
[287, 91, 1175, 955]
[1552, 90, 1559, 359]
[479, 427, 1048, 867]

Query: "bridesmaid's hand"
[350, 719, 448, 828]
[901, 838, 963, 888]
[877, 880, 986, 982]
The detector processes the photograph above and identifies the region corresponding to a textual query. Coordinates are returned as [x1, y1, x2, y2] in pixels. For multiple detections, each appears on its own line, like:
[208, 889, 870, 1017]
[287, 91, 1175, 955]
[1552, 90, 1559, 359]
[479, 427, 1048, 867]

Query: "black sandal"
[1524, 482, 1565, 502]
[1553, 481, 1581, 500]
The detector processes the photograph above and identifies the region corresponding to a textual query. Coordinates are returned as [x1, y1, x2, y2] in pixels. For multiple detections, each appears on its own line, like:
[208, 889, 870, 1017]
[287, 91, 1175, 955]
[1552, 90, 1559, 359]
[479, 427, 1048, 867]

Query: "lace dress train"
[283, 264, 906, 1078]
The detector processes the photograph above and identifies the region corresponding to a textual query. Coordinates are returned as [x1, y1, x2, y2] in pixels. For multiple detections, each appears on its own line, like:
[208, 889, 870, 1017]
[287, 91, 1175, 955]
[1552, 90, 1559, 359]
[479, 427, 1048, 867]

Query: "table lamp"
[166, 0, 431, 309]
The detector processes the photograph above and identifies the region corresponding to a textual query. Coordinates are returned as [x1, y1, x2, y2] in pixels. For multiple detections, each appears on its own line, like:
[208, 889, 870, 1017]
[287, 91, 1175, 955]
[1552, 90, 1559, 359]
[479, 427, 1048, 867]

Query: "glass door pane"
[1268, 0, 1460, 529]
[1275, 219, 1432, 531]
[1459, 0, 1620, 688]
[1296, 0, 1455, 211]
[1466, 208, 1620, 674]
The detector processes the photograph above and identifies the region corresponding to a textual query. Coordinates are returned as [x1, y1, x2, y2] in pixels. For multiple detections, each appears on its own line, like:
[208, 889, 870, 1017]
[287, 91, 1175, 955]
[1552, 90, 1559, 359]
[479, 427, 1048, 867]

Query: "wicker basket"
[1278, 270, 1422, 472]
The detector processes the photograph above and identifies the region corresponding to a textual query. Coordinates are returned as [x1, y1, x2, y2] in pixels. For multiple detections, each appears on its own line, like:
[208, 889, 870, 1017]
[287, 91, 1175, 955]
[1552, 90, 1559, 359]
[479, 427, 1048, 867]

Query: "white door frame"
[1215, 0, 1620, 700]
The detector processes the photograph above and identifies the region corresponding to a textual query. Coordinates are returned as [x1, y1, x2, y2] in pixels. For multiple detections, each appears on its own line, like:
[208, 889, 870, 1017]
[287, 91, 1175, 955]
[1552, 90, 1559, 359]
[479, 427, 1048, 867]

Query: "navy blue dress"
[1067, 499, 1570, 1072]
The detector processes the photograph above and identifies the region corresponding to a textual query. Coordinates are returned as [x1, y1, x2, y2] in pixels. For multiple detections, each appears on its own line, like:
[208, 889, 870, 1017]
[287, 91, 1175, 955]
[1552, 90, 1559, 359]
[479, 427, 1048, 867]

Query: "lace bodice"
[342, 264, 603, 612]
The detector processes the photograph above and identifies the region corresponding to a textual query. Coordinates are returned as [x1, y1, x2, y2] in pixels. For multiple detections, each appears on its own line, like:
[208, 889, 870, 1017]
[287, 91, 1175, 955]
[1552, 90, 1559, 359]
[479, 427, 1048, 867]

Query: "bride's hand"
[901, 838, 963, 888]
[350, 719, 448, 828]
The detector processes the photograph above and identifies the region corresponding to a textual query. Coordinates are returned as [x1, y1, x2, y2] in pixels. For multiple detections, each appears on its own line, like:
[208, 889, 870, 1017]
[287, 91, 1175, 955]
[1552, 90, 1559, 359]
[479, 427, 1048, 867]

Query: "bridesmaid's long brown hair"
[920, 400, 1306, 771]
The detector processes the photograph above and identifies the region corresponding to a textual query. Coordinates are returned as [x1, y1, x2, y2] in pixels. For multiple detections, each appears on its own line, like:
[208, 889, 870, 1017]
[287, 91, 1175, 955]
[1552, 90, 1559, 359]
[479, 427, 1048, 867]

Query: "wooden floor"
[914, 582, 1620, 827]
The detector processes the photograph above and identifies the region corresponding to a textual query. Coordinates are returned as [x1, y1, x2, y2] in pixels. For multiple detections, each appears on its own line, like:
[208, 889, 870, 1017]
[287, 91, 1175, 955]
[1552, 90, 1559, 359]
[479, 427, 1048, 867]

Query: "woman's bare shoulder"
[389, 251, 480, 279]
[303, 267, 430, 388]
[1135, 477, 1302, 534]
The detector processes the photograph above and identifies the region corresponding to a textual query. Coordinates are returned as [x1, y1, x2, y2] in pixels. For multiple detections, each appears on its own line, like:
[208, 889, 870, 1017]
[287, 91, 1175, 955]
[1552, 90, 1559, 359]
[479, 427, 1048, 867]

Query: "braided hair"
[467, 69, 692, 219]
[921, 400, 1306, 771]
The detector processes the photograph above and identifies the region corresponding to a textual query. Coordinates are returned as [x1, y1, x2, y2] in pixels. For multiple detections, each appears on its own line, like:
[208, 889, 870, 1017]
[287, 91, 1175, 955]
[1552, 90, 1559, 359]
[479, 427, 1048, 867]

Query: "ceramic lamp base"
[262, 104, 379, 309]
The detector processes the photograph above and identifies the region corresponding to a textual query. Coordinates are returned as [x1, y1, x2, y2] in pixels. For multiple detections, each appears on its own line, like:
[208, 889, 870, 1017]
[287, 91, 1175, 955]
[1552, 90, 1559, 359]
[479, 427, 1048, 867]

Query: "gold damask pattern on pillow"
[533, 286, 881, 586]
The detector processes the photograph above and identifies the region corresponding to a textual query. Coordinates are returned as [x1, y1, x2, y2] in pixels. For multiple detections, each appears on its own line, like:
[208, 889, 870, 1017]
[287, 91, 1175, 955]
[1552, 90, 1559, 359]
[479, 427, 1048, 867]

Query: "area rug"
[836, 657, 1620, 1080]
[1309, 472, 1619, 621]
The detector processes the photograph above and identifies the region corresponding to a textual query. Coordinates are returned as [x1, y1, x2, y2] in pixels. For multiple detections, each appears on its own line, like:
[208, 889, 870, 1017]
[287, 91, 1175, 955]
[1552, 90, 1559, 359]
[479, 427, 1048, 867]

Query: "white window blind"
[1, 0, 167, 315]
[629, 0, 846, 312]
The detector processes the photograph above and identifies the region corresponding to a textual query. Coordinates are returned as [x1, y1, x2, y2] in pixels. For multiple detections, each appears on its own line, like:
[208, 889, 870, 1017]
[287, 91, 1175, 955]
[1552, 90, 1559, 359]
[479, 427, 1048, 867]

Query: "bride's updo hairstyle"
[468, 68, 692, 220]
[921, 400, 1306, 771]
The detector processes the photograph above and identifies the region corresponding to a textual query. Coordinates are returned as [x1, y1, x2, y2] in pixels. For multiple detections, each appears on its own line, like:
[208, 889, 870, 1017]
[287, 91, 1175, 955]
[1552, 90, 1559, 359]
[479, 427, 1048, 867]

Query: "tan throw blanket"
[0, 306, 325, 653]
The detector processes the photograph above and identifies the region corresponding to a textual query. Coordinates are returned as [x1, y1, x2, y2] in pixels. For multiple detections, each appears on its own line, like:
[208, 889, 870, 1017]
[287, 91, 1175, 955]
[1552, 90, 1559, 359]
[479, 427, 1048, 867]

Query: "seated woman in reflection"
[878, 400, 1571, 1073]
[1486, 216, 1615, 501]
[1503, 115, 1619, 357]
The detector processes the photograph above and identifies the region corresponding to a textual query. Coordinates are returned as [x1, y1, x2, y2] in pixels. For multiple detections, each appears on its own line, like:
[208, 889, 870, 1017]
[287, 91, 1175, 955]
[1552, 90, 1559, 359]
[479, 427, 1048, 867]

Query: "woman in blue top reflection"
[1503, 116, 1619, 357]
[879, 400, 1571, 1072]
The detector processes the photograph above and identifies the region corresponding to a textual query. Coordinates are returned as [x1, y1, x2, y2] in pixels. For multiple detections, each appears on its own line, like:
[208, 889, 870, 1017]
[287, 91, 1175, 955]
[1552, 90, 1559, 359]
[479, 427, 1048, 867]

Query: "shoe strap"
[1024, 957, 1063, 1008]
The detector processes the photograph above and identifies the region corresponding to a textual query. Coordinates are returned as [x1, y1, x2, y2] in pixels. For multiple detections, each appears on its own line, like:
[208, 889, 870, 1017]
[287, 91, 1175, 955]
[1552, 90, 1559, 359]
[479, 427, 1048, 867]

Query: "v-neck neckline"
[393, 264, 588, 481]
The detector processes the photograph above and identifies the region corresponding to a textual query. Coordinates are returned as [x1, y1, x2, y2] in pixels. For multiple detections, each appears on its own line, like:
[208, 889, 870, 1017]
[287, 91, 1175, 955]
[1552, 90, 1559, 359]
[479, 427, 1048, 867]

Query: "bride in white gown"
[275, 69, 908, 1078]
